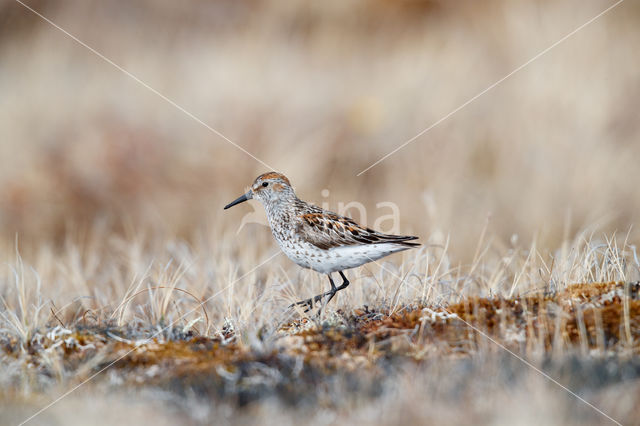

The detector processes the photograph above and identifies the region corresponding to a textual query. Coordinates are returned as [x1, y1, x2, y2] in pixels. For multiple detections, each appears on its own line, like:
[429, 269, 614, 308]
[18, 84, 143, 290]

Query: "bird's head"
[224, 172, 295, 210]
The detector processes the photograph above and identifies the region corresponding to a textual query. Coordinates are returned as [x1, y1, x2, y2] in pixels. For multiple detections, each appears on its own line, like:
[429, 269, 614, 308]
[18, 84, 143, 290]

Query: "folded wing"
[296, 212, 419, 250]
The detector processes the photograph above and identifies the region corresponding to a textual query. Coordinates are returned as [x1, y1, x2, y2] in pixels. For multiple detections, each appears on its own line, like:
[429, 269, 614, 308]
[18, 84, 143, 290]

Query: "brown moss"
[278, 281, 640, 362]
[5, 281, 639, 397]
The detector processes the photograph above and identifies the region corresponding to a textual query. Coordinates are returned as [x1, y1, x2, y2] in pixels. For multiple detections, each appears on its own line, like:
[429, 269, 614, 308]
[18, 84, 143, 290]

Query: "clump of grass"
[0, 249, 47, 347]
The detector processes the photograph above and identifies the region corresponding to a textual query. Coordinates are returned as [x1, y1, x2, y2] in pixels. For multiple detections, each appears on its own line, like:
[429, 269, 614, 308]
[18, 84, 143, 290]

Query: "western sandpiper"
[224, 172, 419, 311]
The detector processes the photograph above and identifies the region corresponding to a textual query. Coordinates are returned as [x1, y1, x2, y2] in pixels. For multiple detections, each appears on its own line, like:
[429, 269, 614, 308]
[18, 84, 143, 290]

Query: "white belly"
[275, 234, 412, 275]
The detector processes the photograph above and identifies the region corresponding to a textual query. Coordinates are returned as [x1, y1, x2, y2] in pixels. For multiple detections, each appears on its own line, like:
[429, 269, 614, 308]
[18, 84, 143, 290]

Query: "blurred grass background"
[1, 0, 639, 260]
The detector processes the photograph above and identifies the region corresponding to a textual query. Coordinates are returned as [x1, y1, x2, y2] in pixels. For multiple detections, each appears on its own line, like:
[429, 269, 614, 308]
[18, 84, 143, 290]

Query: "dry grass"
[1, 0, 640, 424]
[2, 230, 640, 424]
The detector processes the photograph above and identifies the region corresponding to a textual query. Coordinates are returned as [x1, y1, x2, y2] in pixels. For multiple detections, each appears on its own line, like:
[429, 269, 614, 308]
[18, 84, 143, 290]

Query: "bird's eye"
[262, 182, 269, 187]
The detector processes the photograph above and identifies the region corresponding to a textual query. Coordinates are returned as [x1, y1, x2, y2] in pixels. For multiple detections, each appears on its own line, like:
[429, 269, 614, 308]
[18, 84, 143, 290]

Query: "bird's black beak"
[223, 191, 252, 210]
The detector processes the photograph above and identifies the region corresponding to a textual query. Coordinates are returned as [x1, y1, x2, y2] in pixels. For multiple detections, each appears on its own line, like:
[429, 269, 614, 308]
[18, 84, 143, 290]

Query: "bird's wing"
[296, 211, 419, 250]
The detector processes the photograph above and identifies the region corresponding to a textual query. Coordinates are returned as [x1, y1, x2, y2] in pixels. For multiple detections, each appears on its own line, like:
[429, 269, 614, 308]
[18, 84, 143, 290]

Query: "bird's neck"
[263, 195, 299, 226]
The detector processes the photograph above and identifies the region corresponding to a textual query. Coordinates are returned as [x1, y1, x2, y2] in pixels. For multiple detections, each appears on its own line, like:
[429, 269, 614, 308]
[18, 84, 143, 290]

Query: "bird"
[224, 172, 419, 311]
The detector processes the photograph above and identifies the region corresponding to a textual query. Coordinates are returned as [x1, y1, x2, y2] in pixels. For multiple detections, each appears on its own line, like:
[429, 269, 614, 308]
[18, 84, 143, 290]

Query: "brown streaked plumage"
[297, 212, 419, 250]
[224, 172, 419, 312]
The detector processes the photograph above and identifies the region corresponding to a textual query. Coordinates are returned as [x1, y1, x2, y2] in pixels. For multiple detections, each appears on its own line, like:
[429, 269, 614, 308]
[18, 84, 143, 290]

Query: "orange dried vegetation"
[10, 282, 637, 392]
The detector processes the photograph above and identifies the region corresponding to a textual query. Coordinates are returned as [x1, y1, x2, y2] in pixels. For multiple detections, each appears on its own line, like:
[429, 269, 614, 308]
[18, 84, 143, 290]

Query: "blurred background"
[2, 3, 640, 423]
[1, 0, 639, 259]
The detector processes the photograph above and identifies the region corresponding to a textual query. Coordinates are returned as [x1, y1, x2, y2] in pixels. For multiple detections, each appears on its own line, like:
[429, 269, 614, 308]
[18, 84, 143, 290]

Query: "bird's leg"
[291, 272, 351, 313]
[290, 274, 338, 312]
[323, 271, 349, 306]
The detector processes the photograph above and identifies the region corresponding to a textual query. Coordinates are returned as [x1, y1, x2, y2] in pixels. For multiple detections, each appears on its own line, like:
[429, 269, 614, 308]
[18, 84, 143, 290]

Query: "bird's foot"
[289, 292, 333, 313]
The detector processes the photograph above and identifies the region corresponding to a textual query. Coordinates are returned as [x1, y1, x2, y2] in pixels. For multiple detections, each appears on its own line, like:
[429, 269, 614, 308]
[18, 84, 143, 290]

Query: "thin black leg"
[324, 271, 349, 306]
[290, 274, 336, 312]
[328, 274, 337, 291]
[290, 272, 351, 313]
[289, 271, 349, 312]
